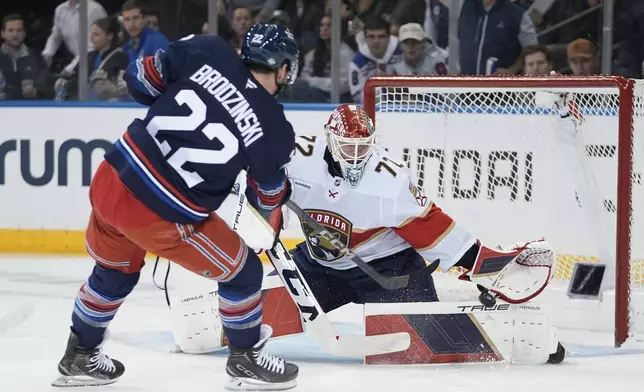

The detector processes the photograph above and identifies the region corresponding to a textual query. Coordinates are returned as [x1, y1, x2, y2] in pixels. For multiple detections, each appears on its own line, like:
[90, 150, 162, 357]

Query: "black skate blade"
[225, 377, 297, 391]
[51, 374, 119, 388]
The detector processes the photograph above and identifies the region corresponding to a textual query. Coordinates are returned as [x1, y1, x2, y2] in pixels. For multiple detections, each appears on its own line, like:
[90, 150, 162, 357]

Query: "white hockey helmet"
[324, 104, 376, 187]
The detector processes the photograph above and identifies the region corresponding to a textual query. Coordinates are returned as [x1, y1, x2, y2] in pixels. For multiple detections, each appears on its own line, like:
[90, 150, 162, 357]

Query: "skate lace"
[88, 350, 116, 374]
[255, 350, 285, 374]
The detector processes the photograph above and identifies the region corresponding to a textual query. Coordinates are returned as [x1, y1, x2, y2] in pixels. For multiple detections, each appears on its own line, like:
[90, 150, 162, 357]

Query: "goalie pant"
[290, 240, 483, 311]
[290, 242, 443, 310]
[70, 161, 267, 351]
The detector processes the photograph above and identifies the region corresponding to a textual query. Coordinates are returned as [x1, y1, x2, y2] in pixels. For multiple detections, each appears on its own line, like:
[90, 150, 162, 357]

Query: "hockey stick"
[266, 239, 410, 356]
[285, 200, 440, 291]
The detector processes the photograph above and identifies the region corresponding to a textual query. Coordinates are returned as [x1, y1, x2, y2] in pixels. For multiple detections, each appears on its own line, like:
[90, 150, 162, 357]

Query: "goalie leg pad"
[364, 301, 559, 365]
[171, 286, 304, 354]
[171, 290, 224, 354]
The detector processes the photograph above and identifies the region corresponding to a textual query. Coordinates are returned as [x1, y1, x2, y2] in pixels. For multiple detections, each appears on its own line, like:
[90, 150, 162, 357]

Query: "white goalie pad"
[170, 290, 224, 354]
[364, 301, 559, 365]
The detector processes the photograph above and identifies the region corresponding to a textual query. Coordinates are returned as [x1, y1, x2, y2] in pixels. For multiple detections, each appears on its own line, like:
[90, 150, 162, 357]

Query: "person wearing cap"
[391, 23, 448, 76]
[566, 38, 600, 75]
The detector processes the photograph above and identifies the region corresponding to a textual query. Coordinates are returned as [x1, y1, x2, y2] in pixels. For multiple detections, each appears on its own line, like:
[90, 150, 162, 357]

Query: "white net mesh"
[368, 77, 643, 345]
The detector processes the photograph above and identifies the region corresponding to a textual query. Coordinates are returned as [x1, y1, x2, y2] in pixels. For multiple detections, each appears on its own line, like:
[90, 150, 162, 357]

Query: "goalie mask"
[324, 104, 375, 187]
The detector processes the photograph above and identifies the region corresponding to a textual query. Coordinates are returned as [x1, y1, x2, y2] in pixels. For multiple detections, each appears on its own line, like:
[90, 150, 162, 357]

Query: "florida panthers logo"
[301, 210, 352, 262]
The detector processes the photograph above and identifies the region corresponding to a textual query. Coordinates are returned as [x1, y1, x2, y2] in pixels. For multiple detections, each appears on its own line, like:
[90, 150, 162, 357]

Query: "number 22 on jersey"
[146, 89, 239, 188]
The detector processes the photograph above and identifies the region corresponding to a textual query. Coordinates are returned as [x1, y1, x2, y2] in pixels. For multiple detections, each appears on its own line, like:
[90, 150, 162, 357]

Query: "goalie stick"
[284, 200, 440, 291]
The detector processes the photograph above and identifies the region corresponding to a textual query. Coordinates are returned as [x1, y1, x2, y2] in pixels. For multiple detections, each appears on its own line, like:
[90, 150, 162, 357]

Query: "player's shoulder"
[362, 145, 413, 197]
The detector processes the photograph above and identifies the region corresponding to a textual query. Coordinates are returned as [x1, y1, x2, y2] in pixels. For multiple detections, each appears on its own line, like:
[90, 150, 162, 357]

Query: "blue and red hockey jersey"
[106, 34, 294, 223]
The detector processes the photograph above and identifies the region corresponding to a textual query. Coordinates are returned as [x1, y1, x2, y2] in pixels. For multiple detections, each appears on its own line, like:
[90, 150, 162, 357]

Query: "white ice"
[1, 255, 643, 392]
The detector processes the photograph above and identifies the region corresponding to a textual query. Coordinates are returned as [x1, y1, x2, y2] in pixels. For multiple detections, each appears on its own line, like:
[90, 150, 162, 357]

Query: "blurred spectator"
[231, 7, 253, 49]
[58, 16, 130, 101]
[201, 1, 234, 41]
[424, 0, 450, 48]
[230, 0, 280, 22]
[613, 0, 644, 78]
[143, 8, 160, 32]
[349, 16, 401, 103]
[354, 0, 393, 22]
[387, 0, 426, 36]
[520, 44, 553, 75]
[533, 0, 601, 45]
[321, 0, 360, 52]
[565, 38, 600, 75]
[121, 0, 169, 63]
[267, 10, 292, 30]
[386, 0, 449, 49]
[0, 14, 54, 100]
[391, 23, 448, 76]
[42, 0, 107, 77]
[447, 0, 538, 75]
[292, 14, 354, 102]
[283, 0, 326, 51]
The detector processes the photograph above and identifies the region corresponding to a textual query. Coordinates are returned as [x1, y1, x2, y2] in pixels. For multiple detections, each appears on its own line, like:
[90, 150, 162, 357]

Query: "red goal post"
[363, 75, 641, 346]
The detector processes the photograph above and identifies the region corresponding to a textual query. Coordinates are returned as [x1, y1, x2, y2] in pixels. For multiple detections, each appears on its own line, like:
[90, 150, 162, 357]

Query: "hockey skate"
[225, 325, 298, 391]
[51, 331, 125, 387]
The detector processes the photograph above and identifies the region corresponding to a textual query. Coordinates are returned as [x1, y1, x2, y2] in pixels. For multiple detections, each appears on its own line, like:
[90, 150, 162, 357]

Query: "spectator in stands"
[230, 0, 281, 22]
[121, 0, 169, 63]
[385, 0, 449, 49]
[321, 0, 360, 52]
[533, 0, 601, 46]
[201, 0, 234, 41]
[520, 44, 554, 75]
[57, 16, 130, 101]
[267, 10, 292, 31]
[391, 23, 448, 76]
[0, 14, 53, 100]
[566, 38, 600, 75]
[231, 7, 253, 49]
[387, 0, 426, 36]
[613, 0, 644, 78]
[283, 0, 327, 51]
[442, 0, 538, 75]
[349, 16, 401, 103]
[292, 14, 354, 102]
[143, 9, 160, 32]
[42, 0, 107, 77]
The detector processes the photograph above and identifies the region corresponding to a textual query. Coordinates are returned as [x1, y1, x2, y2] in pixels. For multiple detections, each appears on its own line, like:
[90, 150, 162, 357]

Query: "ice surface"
[1, 255, 643, 392]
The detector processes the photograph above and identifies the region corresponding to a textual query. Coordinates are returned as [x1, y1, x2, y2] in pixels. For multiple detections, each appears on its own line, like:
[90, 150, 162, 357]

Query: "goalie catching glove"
[459, 239, 556, 304]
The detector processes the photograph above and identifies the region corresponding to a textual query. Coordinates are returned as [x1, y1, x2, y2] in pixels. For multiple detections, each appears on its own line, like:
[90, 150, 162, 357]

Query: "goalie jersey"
[289, 136, 475, 272]
[106, 34, 294, 224]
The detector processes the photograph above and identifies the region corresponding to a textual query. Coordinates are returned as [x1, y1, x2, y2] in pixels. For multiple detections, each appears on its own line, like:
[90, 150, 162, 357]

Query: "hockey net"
[364, 75, 643, 347]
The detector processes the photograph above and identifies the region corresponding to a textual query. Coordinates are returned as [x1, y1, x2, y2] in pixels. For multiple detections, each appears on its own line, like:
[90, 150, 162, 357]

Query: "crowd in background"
[0, 0, 643, 103]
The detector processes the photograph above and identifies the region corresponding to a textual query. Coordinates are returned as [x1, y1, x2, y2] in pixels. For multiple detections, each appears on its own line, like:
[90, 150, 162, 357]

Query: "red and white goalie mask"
[324, 104, 375, 187]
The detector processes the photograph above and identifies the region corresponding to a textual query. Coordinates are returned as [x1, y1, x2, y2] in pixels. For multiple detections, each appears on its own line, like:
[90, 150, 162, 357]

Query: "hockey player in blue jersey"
[52, 24, 300, 390]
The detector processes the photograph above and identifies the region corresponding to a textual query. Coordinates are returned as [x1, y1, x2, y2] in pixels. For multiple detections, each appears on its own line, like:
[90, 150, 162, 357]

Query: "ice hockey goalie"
[170, 104, 565, 366]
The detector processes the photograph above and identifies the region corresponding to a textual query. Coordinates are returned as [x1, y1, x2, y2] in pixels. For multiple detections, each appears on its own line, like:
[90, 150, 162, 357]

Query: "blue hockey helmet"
[240, 23, 299, 86]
